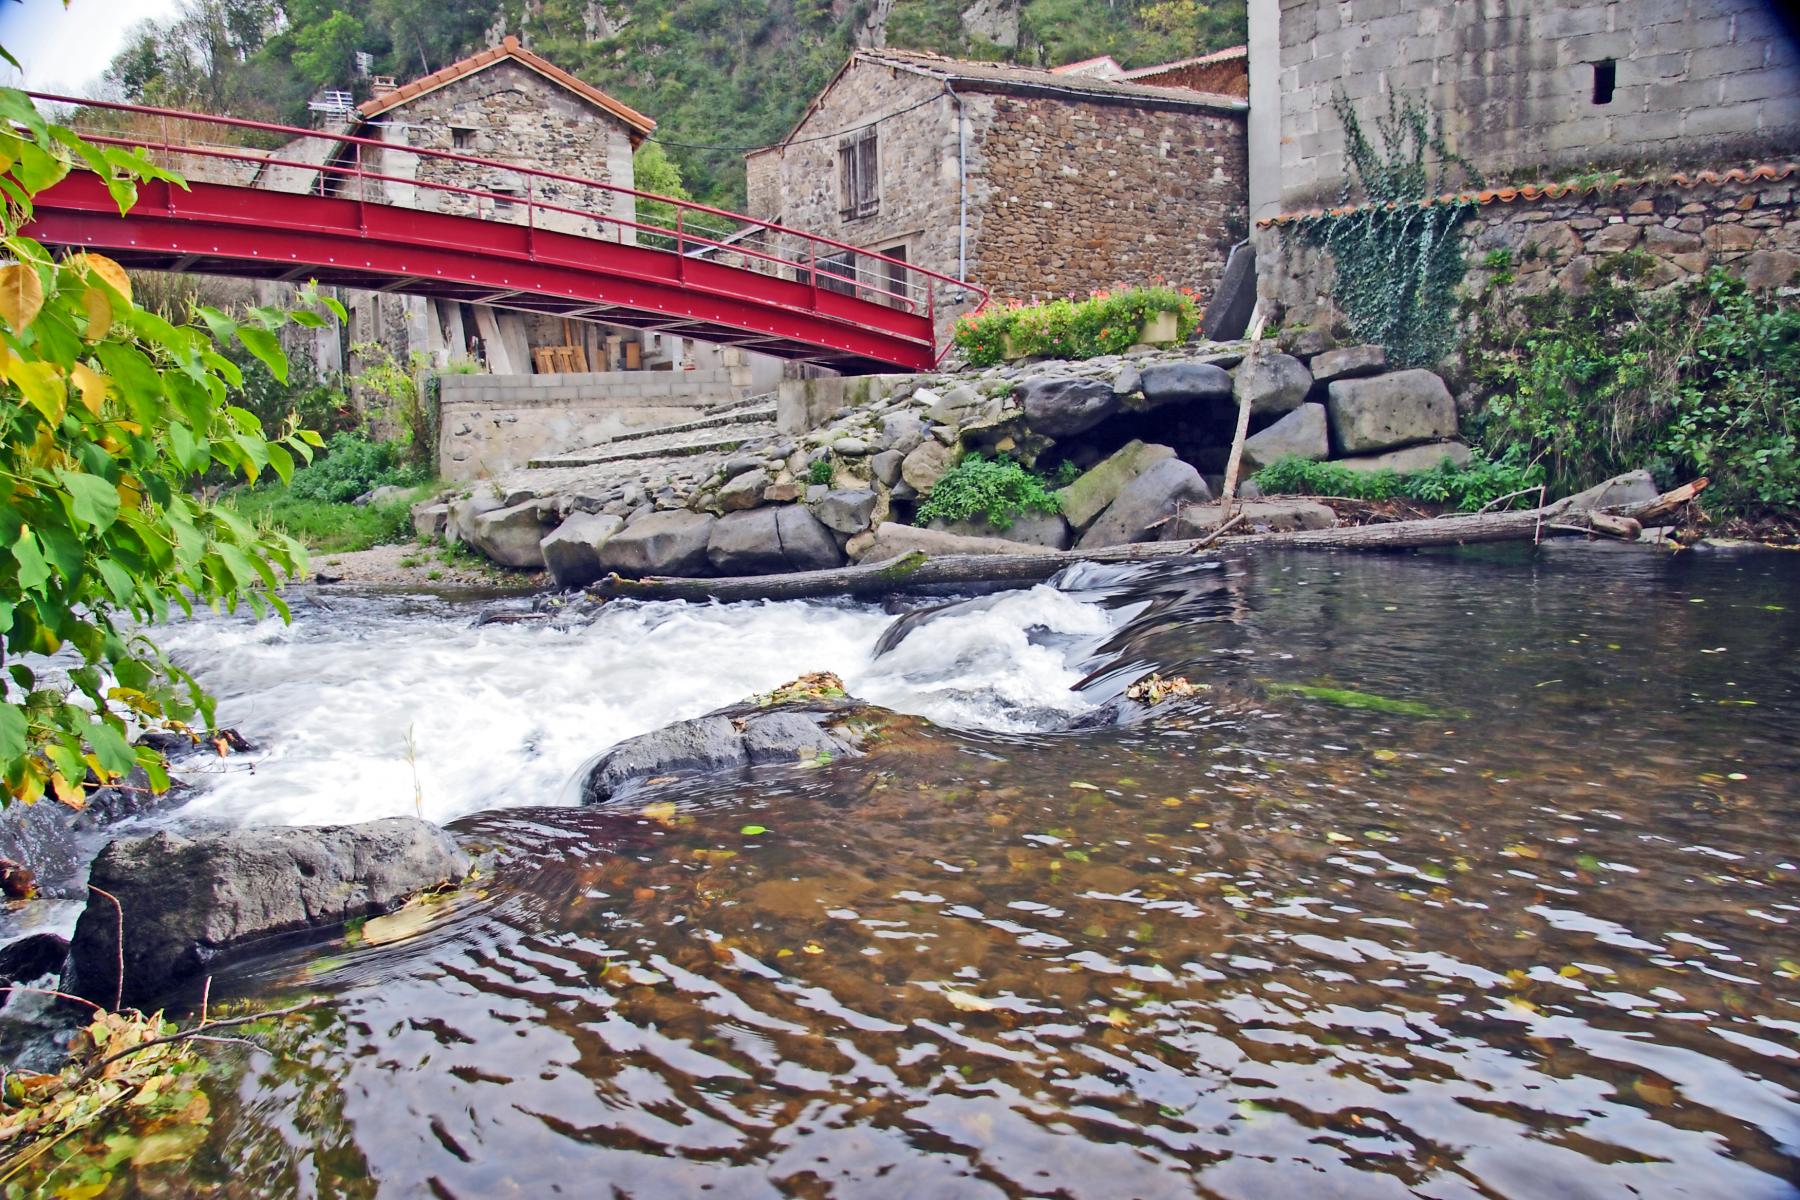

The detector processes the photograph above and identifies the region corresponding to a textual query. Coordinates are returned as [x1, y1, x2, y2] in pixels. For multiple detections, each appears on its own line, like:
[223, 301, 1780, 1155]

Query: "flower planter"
[1138, 310, 1180, 346]
[1001, 333, 1025, 361]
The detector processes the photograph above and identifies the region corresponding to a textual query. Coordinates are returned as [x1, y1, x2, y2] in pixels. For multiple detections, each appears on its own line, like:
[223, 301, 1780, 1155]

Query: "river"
[30, 547, 1800, 1195]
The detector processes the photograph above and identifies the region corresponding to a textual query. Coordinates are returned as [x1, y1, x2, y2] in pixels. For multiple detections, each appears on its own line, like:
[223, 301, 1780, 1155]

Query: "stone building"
[1246, 0, 1800, 328]
[744, 49, 1249, 331]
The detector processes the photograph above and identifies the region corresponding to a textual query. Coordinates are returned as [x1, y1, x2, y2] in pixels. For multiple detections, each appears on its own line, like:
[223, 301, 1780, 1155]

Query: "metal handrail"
[30, 90, 989, 342]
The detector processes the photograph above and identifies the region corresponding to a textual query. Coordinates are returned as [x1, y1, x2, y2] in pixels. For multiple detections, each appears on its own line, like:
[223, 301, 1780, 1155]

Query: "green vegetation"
[1266, 681, 1460, 719]
[1252, 451, 1544, 512]
[1467, 259, 1800, 516]
[913, 454, 1061, 530]
[105, 0, 1245, 212]
[284, 432, 427, 504]
[0, 87, 321, 808]
[1292, 91, 1482, 368]
[806, 458, 834, 485]
[224, 485, 422, 553]
[954, 286, 1199, 368]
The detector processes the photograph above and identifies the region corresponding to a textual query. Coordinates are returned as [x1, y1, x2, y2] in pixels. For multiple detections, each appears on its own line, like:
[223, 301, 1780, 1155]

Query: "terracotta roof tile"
[1256, 161, 1798, 225]
[359, 35, 654, 140]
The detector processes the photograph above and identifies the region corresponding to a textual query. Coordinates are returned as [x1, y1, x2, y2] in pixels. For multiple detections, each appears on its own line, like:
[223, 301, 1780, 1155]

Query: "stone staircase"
[527, 392, 779, 469]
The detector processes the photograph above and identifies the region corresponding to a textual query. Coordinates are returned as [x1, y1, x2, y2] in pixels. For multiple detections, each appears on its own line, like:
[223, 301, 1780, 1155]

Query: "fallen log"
[590, 477, 1706, 604]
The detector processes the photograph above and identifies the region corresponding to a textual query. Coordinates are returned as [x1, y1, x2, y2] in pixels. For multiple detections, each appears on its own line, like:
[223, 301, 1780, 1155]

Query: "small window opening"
[1591, 59, 1616, 105]
[452, 126, 476, 150]
[490, 185, 519, 214]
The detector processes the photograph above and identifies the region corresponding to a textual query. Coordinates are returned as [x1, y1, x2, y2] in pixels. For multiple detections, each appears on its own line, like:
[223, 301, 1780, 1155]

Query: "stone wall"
[1255, 163, 1800, 333]
[970, 95, 1246, 304]
[437, 367, 759, 480]
[1275, 0, 1800, 211]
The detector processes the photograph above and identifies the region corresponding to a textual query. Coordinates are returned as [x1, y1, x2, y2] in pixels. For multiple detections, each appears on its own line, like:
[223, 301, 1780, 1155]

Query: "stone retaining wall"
[438, 368, 753, 480]
[1254, 164, 1800, 334]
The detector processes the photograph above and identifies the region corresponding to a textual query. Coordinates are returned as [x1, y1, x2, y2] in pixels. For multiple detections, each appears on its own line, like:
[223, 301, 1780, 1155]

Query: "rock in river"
[65, 818, 468, 1010]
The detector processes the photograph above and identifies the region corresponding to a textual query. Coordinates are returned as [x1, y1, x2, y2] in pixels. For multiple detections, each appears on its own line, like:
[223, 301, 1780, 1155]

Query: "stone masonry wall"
[1278, 0, 1800, 211]
[1255, 165, 1800, 334]
[970, 95, 1246, 304]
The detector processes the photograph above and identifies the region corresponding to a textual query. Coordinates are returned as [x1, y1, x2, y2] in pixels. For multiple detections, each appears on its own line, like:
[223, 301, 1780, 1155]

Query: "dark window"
[452, 126, 475, 150]
[882, 244, 909, 307]
[838, 127, 878, 220]
[490, 185, 519, 214]
[819, 250, 858, 295]
[1592, 59, 1616, 104]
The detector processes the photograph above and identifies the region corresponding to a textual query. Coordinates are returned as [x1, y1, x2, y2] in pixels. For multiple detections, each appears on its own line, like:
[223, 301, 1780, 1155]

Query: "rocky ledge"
[419, 341, 1474, 585]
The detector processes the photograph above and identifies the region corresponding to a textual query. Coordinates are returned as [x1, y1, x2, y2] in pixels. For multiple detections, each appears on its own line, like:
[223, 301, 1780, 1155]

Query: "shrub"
[286, 432, 426, 504]
[1252, 449, 1544, 512]
[807, 458, 834, 485]
[1467, 261, 1800, 515]
[953, 286, 1199, 368]
[913, 455, 1062, 530]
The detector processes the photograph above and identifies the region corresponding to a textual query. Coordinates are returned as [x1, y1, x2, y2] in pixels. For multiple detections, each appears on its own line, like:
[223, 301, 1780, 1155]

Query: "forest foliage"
[100, 0, 1245, 209]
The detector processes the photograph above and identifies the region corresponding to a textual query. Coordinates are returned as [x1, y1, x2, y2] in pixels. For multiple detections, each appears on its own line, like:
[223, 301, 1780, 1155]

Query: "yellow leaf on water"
[1070, 782, 1100, 792]
[0, 263, 44, 332]
[801, 941, 824, 955]
[641, 801, 678, 825]
[1325, 832, 1353, 844]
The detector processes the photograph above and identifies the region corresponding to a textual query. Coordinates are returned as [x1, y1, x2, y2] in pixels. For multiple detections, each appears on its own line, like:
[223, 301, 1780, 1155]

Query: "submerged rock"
[65, 818, 469, 1009]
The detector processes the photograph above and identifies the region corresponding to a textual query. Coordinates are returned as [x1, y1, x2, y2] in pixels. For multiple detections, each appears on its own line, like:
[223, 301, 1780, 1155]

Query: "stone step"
[593, 402, 777, 448]
[529, 421, 775, 469]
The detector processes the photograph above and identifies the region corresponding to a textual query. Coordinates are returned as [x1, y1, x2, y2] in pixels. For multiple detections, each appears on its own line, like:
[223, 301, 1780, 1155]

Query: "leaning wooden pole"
[591, 478, 1707, 604]
[1216, 310, 1264, 514]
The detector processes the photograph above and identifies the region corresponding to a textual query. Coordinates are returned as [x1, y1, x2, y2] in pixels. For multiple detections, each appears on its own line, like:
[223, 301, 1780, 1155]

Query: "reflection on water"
[120, 551, 1800, 1195]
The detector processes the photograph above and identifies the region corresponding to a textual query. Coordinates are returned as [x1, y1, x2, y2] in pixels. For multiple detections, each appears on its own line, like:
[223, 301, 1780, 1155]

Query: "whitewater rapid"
[151, 584, 1124, 829]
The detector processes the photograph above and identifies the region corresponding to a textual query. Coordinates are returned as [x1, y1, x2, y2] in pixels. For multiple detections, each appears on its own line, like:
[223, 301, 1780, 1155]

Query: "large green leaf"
[57, 469, 120, 532]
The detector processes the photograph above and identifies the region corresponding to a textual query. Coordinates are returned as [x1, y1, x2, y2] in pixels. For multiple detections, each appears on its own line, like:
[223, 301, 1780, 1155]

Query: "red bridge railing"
[28, 91, 988, 365]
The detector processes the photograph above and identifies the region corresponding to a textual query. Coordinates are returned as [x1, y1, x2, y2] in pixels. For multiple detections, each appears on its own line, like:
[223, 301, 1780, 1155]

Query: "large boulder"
[878, 412, 929, 455]
[1019, 377, 1118, 437]
[927, 510, 1071, 549]
[846, 522, 1038, 563]
[446, 490, 506, 547]
[1162, 500, 1336, 539]
[776, 505, 846, 570]
[1232, 352, 1313, 417]
[1559, 469, 1661, 512]
[1138, 361, 1233, 409]
[870, 448, 905, 487]
[927, 384, 996, 427]
[1326, 369, 1458, 454]
[411, 501, 449, 541]
[582, 716, 749, 803]
[1077, 458, 1213, 549]
[707, 508, 788, 574]
[597, 510, 716, 577]
[1053, 441, 1176, 530]
[813, 489, 879, 535]
[1242, 403, 1329, 471]
[718, 468, 771, 512]
[1309, 344, 1387, 383]
[1331, 441, 1473, 473]
[901, 440, 956, 493]
[539, 513, 626, 588]
[465, 500, 550, 569]
[66, 819, 468, 1009]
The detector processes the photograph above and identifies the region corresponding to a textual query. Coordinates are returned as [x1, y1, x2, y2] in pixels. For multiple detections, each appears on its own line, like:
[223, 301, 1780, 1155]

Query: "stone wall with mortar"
[438, 367, 757, 480]
[1275, 0, 1800, 212]
[1255, 164, 1800, 333]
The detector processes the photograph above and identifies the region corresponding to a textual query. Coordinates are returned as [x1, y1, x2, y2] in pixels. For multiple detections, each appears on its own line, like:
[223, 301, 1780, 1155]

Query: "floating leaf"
[1069, 781, 1100, 792]
[740, 824, 768, 836]
[641, 800, 678, 825]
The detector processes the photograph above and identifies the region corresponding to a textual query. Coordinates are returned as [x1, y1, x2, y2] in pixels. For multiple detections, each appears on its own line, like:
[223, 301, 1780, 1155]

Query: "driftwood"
[591, 478, 1707, 604]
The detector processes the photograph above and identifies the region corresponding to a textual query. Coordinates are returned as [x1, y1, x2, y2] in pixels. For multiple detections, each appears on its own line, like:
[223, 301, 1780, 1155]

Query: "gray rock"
[928, 510, 1071, 549]
[539, 513, 625, 589]
[1139, 361, 1233, 408]
[1331, 441, 1474, 473]
[1278, 324, 1338, 358]
[846, 522, 1038, 563]
[740, 712, 861, 766]
[1242, 403, 1330, 470]
[1560, 469, 1661, 512]
[814, 489, 879, 534]
[1162, 500, 1336, 539]
[722, 455, 763, 481]
[775, 505, 846, 570]
[411, 502, 449, 541]
[901, 440, 956, 493]
[833, 437, 870, 456]
[870, 449, 905, 487]
[598, 510, 716, 577]
[878, 412, 929, 455]
[66, 819, 468, 1009]
[927, 384, 991, 426]
[357, 484, 410, 507]
[1232, 352, 1313, 417]
[1310, 344, 1387, 382]
[719, 468, 771, 512]
[582, 716, 746, 804]
[466, 501, 550, 569]
[1053, 441, 1177, 530]
[708, 508, 788, 574]
[1019, 377, 1119, 437]
[1077, 458, 1213, 548]
[1326, 369, 1458, 454]
[1112, 365, 1142, 396]
[447, 490, 506, 546]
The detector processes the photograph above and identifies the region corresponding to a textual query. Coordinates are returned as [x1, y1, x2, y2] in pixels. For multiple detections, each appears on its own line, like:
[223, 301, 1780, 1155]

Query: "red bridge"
[24, 94, 984, 374]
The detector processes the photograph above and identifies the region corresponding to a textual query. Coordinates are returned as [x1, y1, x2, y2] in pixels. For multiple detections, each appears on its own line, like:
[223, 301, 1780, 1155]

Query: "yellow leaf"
[81, 286, 112, 342]
[801, 941, 824, 955]
[50, 772, 87, 809]
[641, 800, 678, 825]
[943, 988, 996, 1013]
[70, 362, 107, 415]
[1069, 781, 1100, 791]
[0, 263, 44, 332]
[359, 901, 441, 946]
[71, 253, 132, 304]
[5, 359, 66, 423]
